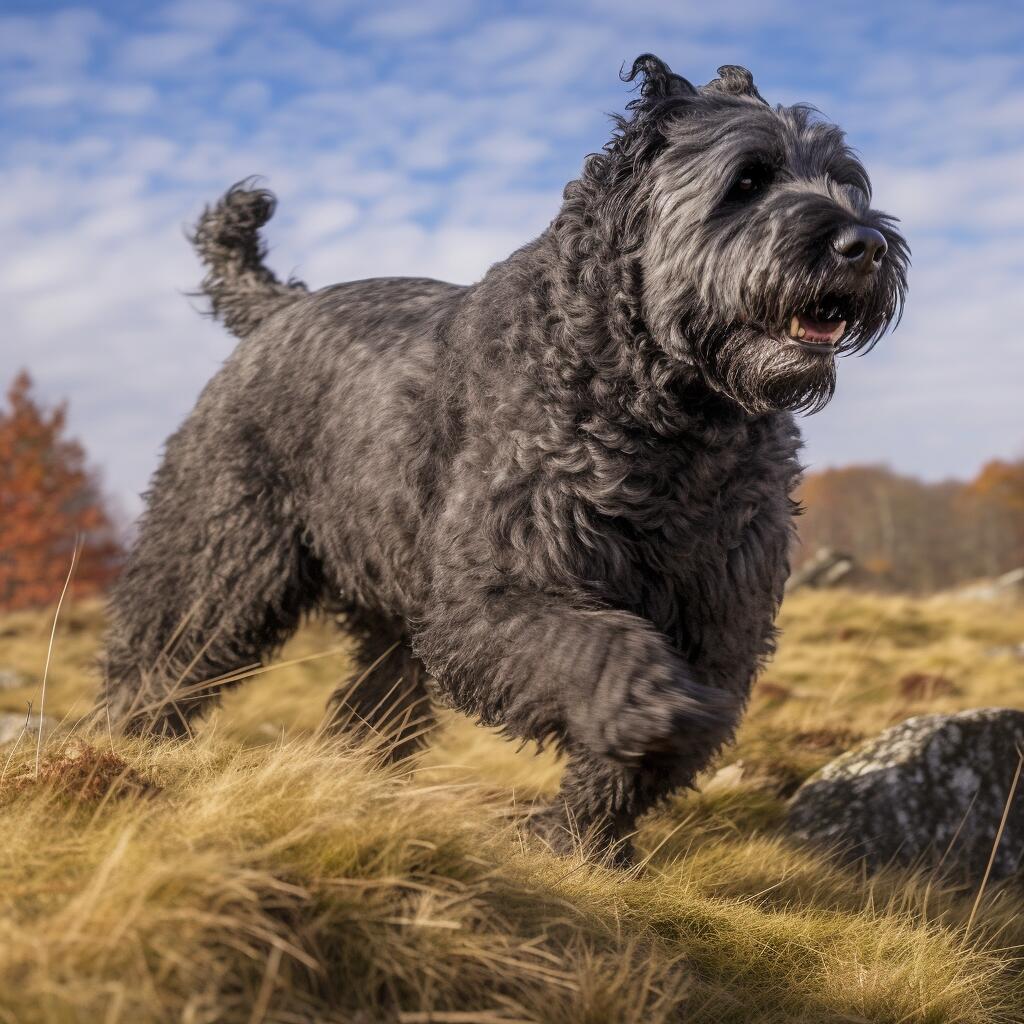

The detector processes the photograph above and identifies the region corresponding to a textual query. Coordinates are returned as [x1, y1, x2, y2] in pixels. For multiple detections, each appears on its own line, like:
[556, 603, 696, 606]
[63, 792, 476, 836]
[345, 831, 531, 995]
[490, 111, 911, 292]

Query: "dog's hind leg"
[322, 607, 434, 760]
[100, 420, 324, 737]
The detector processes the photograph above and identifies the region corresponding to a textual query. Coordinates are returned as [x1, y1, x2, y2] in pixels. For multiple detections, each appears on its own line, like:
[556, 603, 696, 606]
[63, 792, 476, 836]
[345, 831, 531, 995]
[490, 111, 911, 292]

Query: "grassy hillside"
[1, 591, 1023, 1023]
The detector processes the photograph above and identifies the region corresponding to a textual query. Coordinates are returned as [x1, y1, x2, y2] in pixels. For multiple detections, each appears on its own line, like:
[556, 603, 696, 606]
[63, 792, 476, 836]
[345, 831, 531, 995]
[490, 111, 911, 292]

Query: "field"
[1, 590, 1023, 1023]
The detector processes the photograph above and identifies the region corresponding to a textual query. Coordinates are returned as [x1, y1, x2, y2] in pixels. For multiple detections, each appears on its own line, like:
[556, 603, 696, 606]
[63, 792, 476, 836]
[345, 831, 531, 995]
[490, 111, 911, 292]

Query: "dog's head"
[579, 55, 909, 415]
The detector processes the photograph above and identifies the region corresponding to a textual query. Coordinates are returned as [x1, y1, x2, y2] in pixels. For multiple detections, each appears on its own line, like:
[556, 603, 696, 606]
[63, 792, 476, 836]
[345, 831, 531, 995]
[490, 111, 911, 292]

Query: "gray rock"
[0, 712, 55, 746]
[956, 568, 1024, 603]
[984, 643, 1024, 662]
[0, 668, 28, 691]
[786, 546, 857, 591]
[787, 708, 1024, 882]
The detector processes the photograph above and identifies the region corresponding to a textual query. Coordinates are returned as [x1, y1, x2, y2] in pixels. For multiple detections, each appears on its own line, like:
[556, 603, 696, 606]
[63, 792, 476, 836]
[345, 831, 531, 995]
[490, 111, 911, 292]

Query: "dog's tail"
[191, 180, 308, 339]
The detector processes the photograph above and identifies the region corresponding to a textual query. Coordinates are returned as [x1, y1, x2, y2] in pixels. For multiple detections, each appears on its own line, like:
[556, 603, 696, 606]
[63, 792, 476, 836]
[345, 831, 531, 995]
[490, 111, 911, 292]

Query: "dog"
[101, 55, 908, 864]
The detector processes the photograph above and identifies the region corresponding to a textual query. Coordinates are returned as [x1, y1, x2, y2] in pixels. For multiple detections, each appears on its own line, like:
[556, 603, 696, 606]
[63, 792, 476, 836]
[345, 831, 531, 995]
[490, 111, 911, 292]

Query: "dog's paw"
[108, 702, 193, 740]
[524, 804, 635, 868]
[571, 626, 739, 765]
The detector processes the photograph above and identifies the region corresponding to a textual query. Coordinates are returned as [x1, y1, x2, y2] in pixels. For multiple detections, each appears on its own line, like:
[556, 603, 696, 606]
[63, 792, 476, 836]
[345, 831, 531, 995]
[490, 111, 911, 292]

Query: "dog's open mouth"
[787, 294, 850, 350]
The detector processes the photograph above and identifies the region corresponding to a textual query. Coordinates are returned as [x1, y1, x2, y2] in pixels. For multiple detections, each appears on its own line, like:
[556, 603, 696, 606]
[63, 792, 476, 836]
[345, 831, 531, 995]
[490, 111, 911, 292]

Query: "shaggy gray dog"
[102, 56, 908, 863]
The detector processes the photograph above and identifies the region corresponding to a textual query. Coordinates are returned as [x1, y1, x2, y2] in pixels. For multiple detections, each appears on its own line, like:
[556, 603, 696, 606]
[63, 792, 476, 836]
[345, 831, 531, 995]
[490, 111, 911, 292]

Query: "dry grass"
[0, 590, 1023, 1022]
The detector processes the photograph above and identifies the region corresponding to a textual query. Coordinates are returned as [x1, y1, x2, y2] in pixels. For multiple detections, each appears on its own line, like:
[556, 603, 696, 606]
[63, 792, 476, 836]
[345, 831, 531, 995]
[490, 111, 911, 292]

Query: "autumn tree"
[795, 460, 1024, 592]
[960, 459, 1024, 575]
[0, 370, 123, 611]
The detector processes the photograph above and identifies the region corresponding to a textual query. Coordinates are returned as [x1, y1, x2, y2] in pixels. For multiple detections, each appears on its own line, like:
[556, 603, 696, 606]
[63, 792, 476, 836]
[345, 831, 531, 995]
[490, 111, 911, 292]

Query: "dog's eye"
[726, 164, 773, 203]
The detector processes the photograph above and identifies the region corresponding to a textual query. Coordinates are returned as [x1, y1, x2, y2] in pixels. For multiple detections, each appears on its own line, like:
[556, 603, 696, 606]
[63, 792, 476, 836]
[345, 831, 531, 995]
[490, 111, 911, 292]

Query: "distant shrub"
[0, 370, 123, 610]
[796, 461, 1024, 591]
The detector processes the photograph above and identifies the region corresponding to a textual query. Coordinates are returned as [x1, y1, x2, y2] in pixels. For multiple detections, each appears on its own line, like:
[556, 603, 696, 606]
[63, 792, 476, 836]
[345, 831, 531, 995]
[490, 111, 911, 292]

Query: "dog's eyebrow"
[729, 147, 782, 169]
[700, 122, 785, 168]
[704, 147, 784, 189]
[825, 157, 871, 199]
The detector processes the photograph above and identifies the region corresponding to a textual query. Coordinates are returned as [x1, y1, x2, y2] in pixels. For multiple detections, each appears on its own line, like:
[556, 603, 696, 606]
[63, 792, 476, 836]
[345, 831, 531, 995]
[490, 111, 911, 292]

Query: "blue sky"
[2, 0, 1023, 516]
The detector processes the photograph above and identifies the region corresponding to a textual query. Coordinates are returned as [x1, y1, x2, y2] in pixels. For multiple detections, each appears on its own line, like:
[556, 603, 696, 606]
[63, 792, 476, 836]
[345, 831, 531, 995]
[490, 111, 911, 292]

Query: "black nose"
[833, 225, 887, 274]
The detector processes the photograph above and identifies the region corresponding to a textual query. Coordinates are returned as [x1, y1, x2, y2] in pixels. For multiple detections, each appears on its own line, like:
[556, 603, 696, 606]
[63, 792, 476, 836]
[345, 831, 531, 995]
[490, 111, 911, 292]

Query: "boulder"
[955, 567, 1024, 603]
[0, 712, 55, 746]
[0, 668, 28, 691]
[787, 708, 1024, 882]
[786, 547, 857, 591]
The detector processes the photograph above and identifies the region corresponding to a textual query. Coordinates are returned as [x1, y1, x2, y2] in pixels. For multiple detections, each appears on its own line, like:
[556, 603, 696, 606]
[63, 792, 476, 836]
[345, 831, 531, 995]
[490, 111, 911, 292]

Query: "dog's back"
[226, 275, 465, 613]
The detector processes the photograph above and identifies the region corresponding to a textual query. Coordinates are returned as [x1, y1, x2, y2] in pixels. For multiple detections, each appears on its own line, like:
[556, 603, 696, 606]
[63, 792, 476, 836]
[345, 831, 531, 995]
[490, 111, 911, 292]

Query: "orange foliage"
[0, 370, 123, 611]
[970, 459, 1024, 507]
[796, 459, 1024, 591]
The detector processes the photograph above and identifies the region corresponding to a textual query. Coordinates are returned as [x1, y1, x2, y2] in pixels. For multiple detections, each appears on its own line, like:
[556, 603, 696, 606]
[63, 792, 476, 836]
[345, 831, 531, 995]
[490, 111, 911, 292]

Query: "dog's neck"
[533, 217, 751, 443]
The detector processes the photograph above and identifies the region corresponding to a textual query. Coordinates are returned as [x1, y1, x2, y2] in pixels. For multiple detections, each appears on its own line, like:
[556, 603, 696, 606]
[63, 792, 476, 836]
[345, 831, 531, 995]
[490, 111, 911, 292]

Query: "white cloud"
[1, 0, 1022, 515]
[97, 83, 158, 115]
[221, 78, 272, 111]
[289, 198, 361, 247]
[6, 83, 77, 108]
[470, 130, 549, 167]
[353, 0, 477, 38]
[162, 0, 245, 33]
[0, 9, 105, 71]
[118, 30, 217, 73]
[872, 152, 1024, 233]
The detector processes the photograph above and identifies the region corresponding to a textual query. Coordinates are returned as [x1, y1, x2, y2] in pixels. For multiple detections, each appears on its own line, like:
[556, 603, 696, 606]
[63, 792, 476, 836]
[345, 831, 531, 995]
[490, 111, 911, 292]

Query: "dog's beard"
[713, 327, 837, 414]
[645, 231, 905, 417]
[686, 324, 838, 415]
[663, 272, 897, 415]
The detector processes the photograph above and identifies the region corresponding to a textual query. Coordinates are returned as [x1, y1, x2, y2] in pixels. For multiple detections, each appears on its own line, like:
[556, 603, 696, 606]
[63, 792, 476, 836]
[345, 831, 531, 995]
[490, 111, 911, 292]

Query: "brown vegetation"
[796, 460, 1024, 591]
[0, 371, 122, 612]
[1, 591, 1023, 1022]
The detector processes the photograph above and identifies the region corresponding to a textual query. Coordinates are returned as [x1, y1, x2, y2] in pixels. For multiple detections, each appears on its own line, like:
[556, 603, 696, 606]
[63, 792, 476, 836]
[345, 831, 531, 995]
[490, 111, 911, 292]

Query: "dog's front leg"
[527, 747, 700, 865]
[415, 591, 740, 773]
[415, 592, 740, 861]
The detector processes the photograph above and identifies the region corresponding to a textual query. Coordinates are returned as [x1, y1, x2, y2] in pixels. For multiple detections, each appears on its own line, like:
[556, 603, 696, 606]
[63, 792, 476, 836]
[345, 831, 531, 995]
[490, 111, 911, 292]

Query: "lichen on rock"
[786, 708, 1024, 882]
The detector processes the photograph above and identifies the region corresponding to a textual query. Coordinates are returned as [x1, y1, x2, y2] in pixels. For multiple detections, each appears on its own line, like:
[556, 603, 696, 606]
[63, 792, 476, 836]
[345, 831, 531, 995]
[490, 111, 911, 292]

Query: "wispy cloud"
[1, 0, 1022, 515]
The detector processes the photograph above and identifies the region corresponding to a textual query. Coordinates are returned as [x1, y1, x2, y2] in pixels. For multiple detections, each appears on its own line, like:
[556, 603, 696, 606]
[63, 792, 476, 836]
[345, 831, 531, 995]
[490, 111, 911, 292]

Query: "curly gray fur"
[191, 179, 308, 338]
[101, 55, 908, 864]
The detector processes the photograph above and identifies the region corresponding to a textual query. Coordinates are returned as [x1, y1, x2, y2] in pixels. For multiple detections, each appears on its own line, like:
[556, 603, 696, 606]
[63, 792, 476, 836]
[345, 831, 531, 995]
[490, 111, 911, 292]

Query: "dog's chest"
[575, 421, 797, 686]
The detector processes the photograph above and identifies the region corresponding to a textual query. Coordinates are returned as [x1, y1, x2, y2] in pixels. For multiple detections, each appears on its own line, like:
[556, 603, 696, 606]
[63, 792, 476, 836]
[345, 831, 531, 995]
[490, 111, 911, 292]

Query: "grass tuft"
[0, 590, 1022, 1022]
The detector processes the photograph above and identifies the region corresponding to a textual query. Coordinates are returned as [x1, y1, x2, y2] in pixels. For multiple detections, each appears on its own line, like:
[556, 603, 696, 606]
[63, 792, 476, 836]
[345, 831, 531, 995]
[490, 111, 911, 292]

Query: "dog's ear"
[570, 53, 698, 240]
[704, 65, 766, 103]
[621, 54, 698, 101]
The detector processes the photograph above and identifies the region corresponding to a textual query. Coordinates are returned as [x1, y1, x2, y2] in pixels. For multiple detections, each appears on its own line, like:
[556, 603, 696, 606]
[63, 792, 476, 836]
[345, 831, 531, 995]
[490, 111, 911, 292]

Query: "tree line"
[795, 461, 1024, 592]
[0, 370, 1021, 610]
[0, 372, 121, 611]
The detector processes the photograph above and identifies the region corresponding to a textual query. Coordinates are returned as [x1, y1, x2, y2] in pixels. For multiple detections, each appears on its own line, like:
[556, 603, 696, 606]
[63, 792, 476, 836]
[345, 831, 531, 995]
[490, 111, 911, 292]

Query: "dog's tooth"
[789, 315, 800, 338]
[797, 327, 806, 339]
[830, 320, 847, 343]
